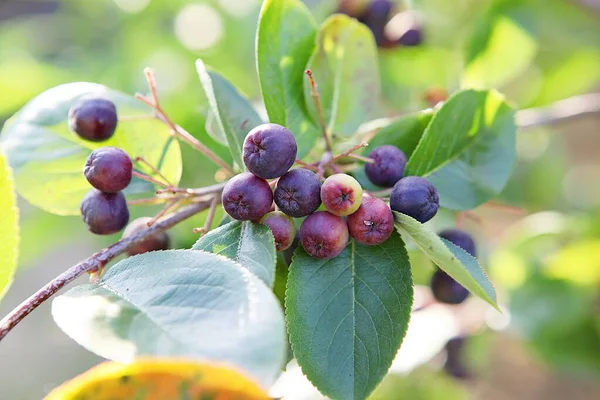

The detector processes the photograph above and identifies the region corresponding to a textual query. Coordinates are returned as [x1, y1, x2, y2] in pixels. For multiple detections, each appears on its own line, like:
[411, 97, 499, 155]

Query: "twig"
[0, 200, 213, 342]
[348, 154, 375, 163]
[517, 93, 600, 129]
[295, 159, 320, 172]
[330, 142, 371, 164]
[131, 171, 170, 188]
[127, 197, 172, 206]
[146, 198, 183, 226]
[193, 195, 219, 234]
[135, 156, 172, 186]
[137, 68, 234, 174]
[305, 69, 333, 152]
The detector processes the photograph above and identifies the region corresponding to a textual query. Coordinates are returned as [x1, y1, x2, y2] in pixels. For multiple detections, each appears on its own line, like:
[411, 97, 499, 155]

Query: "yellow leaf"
[44, 358, 270, 400]
[547, 239, 600, 285]
[0, 145, 19, 301]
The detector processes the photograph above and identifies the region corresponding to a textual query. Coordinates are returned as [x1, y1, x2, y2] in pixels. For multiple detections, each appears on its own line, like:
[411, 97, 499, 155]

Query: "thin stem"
[330, 142, 370, 164]
[146, 199, 183, 226]
[369, 188, 393, 198]
[118, 114, 155, 121]
[137, 69, 234, 174]
[0, 200, 212, 342]
[517, 93, 600, 129]
[127, 197, 172, 206]
[135, 156, 172, 186]
[348, 154, 375, 164]
[295, 159, 320, 172]
[131, 171, 170, 188]
[305, 69, 333, 152]
[193, 195, 219, 234]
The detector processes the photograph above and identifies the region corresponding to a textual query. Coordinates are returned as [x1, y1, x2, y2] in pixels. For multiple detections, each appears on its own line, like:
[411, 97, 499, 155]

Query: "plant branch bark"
[0, 199, 215, 342]
[517, 93, 600, 129]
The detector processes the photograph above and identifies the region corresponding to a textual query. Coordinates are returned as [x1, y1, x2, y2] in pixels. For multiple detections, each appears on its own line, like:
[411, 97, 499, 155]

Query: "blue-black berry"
[80, 189, 129, 235]
[84, 147, 132, 193]
[69, 98, 118, 142]
[390, 176, 439, 223]
[243, 123, 297, 179]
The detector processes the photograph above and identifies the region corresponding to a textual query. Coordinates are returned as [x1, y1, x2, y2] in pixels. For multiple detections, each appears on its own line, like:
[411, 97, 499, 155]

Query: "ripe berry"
[69, 98, 118, 142]
[358, 0, 392, 47]
[321, 174, 363, 216]
[430, 269, 469, 305]
[243, 123, 297, 179]
[300, 211, 349, 259]
[260, 211, 296, 252]
[444, 337, 471, 380]
[80, 189, 129, 235]
[222, 172, 273, 221]
[390, 176, 439, 223]
[122, 217, 170, 256]
[347, 195, 394, 245]
[84, 147, 132, 193]
[397, 27, 423, 46]
[365, 145, 407, 188]
[274, 168, 321, 218]
[439, 229, 477, 257]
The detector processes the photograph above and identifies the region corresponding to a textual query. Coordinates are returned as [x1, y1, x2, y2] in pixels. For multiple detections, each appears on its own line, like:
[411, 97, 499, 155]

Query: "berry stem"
[329, 142, 372, 164]
[368, 188, 393, 198]
[146, 198, 183, 227]
[0, 200, 214, 343]
[131, 171, 170, 188]
[135, 156, 172, 186]
[137, 68, 234, 175]
[193, 195, 219, 234]
[295, 159, 320, 172]
[305, 69, 334, 153]
[127, 197, 172, 206]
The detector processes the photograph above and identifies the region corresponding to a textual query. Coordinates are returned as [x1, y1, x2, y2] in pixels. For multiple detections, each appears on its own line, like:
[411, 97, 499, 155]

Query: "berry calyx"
[260, 211, 296, 252]
[300, 211, 349, 259]
[80, 189, 129, 235]
[69, 97, 118, 142]
[84, 147, 133, 193]
[122, 217, 170, 256]
[243, 123, 297, 179]
[222, 172, 273, 221]
[320, 173, 363, 216]
[274, 168, 322, 218]
[347, 195, 394, 245]
[364, 145, 407, 188]
[439, 229, 477, 257]
[430, 269, 469, 305]
[390, 176, 439, 223]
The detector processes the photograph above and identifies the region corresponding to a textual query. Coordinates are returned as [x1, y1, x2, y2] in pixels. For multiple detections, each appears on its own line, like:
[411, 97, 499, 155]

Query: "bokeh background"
[1, 0, 600, 398]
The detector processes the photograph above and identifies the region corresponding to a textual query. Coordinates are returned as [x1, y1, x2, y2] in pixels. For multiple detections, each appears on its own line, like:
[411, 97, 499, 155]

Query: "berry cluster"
[222, 123, 441, 260]
[339, 0, 423, 48]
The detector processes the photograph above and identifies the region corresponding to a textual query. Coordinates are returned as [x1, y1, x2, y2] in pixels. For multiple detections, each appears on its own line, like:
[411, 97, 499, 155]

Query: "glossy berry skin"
[430, 269, 469, 305]
[80, 189, 129, 235]
[321, 174, 363, 216]
[69, 98, 118, 142]
[347, 195, 394, 245]
[439, 229, 477, 257]
[122, 217, 170, 256]
[242, 123, 297, 179]
[390, 176, 439, 223]
[260, 211, 296, 252]
[222, 172, 273, 221]
[84, 147, 132, 193]
[300, 211, 349, 259]
[365, 145, 407, 188]
[274, 168, 322, 218]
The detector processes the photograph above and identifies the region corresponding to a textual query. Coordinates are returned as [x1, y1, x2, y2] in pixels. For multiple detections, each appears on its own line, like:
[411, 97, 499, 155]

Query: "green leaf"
[464, 16, 538, 89]
[304, 15, 380, 137]
[405, 89, 516, 210]
[364, 110, 434, 159]
[256, 0, 320, 158]
[52, 250, 286, 388]
[286, 234, 413, 400]
[192, 220, 276, 287]
[0, 146, 19, 302]
[0, 82, 182, 216]
[393, 212, 498, 309]
[196, 60, 263, 171]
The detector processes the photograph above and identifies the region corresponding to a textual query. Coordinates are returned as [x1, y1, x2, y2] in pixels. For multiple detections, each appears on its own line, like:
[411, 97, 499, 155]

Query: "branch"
[0, 199, 215, 342]
[516, 93, 600, 129]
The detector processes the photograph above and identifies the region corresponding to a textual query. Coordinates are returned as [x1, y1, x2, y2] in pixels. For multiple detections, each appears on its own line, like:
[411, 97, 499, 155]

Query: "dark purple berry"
[439, 229, 477, 257]
[69, 97, 118, 142]
[397, 27, 423, 46]
[80, 189, 129, 235]
[122, 217, 170, 256]
[365, 145, 407, 188]
[358, 0, 392, 47]
[347, 195, 394, 246]
[84, 147, 132, 193]
[260, 211, 296, 251]
[444, 337, 471, 380]
[390, 176, 439, 223]
[300, 211, 349, 259]
[274, 168, 321, 218]
[430, 269, 469, 305]
[320, 173, 363, 216]
[222, 172, 273, 221]
[243, 123, 297, 179]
